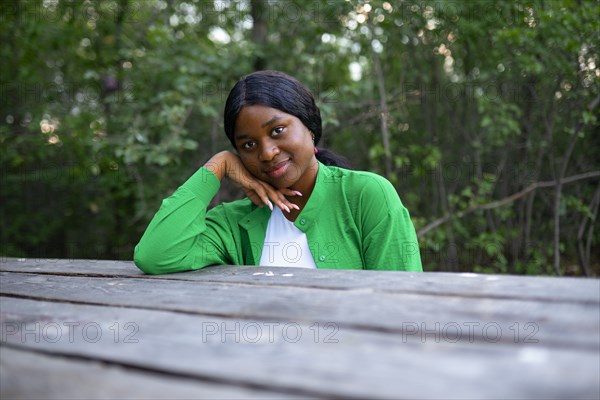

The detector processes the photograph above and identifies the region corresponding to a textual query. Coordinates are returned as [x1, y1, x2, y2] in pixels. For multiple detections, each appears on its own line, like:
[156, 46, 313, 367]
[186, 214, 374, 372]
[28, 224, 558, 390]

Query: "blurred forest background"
[1, 0, 598, 275]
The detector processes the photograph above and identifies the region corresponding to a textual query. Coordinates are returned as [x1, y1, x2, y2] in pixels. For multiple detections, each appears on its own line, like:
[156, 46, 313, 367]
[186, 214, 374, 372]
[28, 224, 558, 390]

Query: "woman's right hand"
[203, 151, 300, 213]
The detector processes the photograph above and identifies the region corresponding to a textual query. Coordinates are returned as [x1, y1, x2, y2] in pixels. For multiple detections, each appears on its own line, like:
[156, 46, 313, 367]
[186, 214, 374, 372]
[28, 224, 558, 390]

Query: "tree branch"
[417, 171, 600, 237]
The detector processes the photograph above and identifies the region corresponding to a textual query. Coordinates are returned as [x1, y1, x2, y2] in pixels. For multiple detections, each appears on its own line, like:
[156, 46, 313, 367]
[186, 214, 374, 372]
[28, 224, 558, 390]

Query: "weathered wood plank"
[2, 297, 598, 400]
[0, 258, 138, 276]
[0, 346, 302, 400]
[1, 272, 598, 350]
[1, 258, 599, 304]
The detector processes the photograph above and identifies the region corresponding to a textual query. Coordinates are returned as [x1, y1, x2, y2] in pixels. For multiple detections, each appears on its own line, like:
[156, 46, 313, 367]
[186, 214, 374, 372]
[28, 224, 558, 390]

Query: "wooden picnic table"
[1, 258, 598, 399]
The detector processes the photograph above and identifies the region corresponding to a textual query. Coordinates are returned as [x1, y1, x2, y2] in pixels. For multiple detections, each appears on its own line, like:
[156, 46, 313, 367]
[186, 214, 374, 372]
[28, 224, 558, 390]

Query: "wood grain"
[2, 258, 598, 303]
[2, 297, 598, 400]
[1, 346, 303, 399]
[1, 271, 598, 349]
[1, 259, 599, 399]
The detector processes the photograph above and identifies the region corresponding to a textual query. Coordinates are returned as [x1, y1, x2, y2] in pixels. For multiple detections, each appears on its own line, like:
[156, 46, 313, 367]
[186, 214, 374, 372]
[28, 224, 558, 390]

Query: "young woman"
[134, 70, 422, 273]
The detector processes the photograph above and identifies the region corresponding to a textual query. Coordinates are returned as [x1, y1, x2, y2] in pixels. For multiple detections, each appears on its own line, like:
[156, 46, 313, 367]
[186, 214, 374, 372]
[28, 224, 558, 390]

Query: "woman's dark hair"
[224, 70, 351, 169]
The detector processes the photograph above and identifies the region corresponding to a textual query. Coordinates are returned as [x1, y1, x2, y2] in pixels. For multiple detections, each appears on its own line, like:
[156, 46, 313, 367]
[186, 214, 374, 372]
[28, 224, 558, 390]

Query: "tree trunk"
[372, 52, 392, 179]
[251, 0, 267, 71]
[553, 94, 600, 275]
[576, 182, 600, 276]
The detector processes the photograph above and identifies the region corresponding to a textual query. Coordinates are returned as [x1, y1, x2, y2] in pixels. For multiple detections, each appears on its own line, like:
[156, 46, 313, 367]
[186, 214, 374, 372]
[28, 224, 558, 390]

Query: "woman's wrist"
[203, 151, 233, 181]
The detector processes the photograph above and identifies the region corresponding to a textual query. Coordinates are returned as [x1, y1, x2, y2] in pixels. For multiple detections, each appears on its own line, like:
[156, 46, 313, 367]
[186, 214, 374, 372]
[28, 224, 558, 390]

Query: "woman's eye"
[272, 126, 285, 136]
[242, 141, 256, 150]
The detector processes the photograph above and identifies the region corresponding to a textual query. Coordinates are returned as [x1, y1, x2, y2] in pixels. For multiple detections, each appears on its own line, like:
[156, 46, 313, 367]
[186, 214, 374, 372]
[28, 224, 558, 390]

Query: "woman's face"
[234, 104, 318, 192]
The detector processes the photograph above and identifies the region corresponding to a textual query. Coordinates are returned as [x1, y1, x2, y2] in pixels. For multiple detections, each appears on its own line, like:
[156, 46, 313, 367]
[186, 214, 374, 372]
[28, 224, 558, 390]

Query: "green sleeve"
[134, 167, 235, 274]
[359, 176, 423, 271]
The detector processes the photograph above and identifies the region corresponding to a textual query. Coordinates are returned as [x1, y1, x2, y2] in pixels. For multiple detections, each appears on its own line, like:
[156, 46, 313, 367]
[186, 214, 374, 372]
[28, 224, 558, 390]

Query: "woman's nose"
[259, 142, 280, 161]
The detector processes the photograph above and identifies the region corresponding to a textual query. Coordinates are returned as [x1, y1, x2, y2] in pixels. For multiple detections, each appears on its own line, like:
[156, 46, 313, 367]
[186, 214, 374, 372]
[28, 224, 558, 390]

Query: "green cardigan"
[134, 162, 422, 274]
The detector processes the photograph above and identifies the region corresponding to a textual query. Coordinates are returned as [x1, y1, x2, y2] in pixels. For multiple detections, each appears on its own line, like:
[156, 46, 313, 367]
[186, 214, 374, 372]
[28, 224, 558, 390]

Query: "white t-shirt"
[259, 207, 317, 268]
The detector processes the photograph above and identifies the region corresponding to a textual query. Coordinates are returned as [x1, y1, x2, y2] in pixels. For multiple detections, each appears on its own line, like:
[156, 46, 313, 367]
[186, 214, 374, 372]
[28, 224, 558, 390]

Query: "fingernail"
[293, 204, 300, 210]
[293, 190, 303, 196]
[284, 205, 291, 213]
[267, 200, 273, 211]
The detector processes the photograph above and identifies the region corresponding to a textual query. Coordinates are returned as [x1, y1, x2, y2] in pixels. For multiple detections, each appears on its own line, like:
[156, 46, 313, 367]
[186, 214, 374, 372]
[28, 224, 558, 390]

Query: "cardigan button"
[319, 255, 326, 261]
[300, 219, 306, 225]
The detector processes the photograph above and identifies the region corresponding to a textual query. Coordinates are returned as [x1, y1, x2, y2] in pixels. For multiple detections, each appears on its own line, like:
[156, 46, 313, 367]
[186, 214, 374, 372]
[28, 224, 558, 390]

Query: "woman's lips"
[265, 159, 290, 178]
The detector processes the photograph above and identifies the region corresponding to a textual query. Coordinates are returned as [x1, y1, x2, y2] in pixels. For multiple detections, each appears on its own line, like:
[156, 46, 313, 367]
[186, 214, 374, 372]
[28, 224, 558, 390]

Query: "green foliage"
[1, 0, 598, 275]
